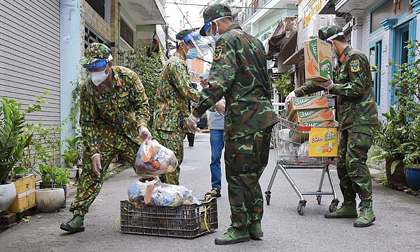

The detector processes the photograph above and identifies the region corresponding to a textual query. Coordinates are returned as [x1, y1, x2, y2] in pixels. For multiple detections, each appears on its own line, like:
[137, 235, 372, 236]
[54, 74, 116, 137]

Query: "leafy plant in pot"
[0, 96, 45, 212]
[370, 105, 408, 186]
[61, 137, 80, 179]
[399, 115, 420, 191]
[32, 124, 69, 212]
[371, 39, 420, 187]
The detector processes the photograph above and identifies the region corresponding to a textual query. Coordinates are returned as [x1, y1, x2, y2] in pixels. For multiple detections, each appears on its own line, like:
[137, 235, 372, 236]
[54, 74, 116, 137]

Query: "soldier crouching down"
[60, 43, 152, 233]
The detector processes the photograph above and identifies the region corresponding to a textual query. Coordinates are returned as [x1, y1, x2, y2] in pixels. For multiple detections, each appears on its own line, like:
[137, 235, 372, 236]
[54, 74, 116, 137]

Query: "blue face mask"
[332, 50, 338, 59]
[186, 48, 198, 59]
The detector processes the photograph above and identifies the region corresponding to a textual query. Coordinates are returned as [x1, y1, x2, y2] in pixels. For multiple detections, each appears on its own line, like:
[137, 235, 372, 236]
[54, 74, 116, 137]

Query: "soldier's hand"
[139, 126, 152, 140]
[313, 77, 333, 89]
[187, 114, 199, 133]
[285, 91, 296, 108]
[92, 154, 102, 176]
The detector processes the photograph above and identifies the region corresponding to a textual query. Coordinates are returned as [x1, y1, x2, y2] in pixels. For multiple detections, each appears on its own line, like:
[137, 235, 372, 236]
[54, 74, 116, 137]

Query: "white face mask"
[90, 66, 109, 86]
[210, 21, 221, 41]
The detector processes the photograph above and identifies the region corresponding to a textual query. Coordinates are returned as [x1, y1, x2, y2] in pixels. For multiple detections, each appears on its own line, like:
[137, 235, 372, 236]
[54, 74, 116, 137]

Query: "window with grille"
[120, 18, 134, 48]
[86, 0, 105, 19]
[84, 24, 110, 49]
[370, 41, 382, 106]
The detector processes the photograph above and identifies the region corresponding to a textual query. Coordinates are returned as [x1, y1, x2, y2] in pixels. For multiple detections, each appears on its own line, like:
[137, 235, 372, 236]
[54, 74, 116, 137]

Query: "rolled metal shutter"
[0, 0, 60, 126]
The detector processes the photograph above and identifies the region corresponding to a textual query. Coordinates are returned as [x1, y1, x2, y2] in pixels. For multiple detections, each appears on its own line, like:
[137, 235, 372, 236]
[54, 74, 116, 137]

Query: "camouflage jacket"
[295, 45, 378, 131]
[80, 66, 149, 156]
[192, 24, 279, 140]
[154, 53, 200, 132]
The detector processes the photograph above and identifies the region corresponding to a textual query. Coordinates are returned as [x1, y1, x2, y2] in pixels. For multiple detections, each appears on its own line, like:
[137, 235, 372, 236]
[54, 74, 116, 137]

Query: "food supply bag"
[127, 178, 200, 207]
[135, 139, 178, 178]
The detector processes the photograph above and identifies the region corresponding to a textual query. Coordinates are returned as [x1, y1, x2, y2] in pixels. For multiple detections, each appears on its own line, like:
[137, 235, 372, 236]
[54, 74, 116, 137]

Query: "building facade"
[269, 0, 420, 120]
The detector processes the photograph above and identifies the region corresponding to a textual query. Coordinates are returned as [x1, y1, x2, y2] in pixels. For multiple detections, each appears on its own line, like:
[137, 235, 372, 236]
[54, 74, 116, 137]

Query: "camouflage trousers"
[337, 127, 374, 207]
[224, 126, 272, 229]
[70, 128, 139, 217]
[155, 130, 186, 185]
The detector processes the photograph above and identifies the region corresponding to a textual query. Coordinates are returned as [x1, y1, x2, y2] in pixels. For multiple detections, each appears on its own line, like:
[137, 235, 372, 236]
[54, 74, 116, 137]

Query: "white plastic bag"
[135, 139, 178, 178]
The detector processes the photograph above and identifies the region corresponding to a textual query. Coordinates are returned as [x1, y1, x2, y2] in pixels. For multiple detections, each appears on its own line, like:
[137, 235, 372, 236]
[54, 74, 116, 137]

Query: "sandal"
[210, 188, 221, 197]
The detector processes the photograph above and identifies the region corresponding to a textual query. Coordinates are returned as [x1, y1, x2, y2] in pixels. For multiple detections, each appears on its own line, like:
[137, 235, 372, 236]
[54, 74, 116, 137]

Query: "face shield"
[323, 32, 345, 43]
[182, 31, 214, 59]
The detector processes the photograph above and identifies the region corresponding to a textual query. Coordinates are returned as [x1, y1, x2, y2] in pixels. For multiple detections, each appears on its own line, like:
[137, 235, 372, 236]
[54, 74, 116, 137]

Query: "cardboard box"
[8, 174, 36, 213]
[292, 108, 334, 123]
[300, 120, 336, 127]
[289, 96, 329, 111]
[304, 38, 333, 81]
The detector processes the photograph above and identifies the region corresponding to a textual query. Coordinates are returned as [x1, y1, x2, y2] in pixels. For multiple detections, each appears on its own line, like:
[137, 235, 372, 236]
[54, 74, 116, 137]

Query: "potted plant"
[32, 124, 69, 212]
[61, 137, 80, 178]
[0, 96, 45, 212]
[400, 116, 420, 190]
[371, 39, 420, 188]
[370, 105, 408, 186]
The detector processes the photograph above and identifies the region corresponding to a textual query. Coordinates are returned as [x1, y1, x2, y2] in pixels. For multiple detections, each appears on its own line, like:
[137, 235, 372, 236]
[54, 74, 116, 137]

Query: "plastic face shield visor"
[182, 31, 213, 58]
[203, 16, 231, 36]
[323, 32, 345, 42]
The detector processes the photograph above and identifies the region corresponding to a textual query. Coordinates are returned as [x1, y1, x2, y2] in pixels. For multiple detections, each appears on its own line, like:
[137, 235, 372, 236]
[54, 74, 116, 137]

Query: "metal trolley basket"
[265, 116, 339, 215]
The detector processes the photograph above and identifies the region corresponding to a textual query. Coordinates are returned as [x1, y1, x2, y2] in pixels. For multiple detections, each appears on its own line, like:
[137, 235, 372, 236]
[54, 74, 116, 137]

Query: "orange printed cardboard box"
[300, 120, 336, 127]
[289, 96, 329, 111]
[291, 108, 334, 123]
[304, 38, 333, 82]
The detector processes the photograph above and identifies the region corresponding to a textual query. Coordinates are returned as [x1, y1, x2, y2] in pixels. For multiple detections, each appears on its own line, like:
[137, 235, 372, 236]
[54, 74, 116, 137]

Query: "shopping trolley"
[265, 116, 339, 215]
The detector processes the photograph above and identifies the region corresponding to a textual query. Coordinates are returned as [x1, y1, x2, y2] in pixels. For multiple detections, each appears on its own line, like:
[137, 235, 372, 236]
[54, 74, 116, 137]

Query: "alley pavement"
[0, 132, 419, 252]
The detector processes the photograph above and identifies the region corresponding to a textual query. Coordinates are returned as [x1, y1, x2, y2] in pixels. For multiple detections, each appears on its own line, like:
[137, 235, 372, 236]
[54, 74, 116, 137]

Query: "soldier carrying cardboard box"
[285, 25, 379, 228]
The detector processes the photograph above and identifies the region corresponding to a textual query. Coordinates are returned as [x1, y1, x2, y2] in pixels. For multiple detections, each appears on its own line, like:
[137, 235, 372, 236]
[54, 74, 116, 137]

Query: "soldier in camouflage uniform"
[286, 26, 378, 227]
[187, 4, 279, 245]
[153, 29, 201, 185]
[60, 43, 151, 233]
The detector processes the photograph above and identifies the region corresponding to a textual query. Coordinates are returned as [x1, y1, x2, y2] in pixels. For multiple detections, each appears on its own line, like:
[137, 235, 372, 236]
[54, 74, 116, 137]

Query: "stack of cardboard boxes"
[287, 96, 335, 142]
[287, 96, 334, 125]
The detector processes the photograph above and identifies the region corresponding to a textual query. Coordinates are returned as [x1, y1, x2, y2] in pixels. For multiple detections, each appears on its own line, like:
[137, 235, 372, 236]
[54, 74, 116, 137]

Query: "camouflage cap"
[200, 4, 232, 36]
[80, 43, 112, 68]
[318, 25, 343, 41]
[175, 28, 195, 41]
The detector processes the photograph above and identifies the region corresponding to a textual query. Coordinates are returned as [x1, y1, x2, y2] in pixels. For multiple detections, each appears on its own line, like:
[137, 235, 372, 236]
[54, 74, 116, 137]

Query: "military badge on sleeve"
[214, 46, 224, 61]
[350, 60, 360, 72]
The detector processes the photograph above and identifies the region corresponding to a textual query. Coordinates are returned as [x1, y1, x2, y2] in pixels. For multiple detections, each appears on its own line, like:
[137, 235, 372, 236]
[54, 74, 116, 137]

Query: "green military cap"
[80, 43, 112, 69]
[200, 3, 232, 36]
[176, 28, 195, 41]
[318, 25, 344, 41]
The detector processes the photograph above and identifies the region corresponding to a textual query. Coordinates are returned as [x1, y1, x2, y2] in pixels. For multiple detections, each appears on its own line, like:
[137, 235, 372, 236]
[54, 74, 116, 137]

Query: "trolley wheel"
[316, 195, 322, 205]
[329, 201, 338, 212]
[297, 202, 306, 215]
[265, 191, 271, 205]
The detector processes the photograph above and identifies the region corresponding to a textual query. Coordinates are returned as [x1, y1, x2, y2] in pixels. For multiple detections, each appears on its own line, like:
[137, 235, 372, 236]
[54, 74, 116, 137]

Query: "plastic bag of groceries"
[127, 178, 200, 207]
[135, 139, 178, 178]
